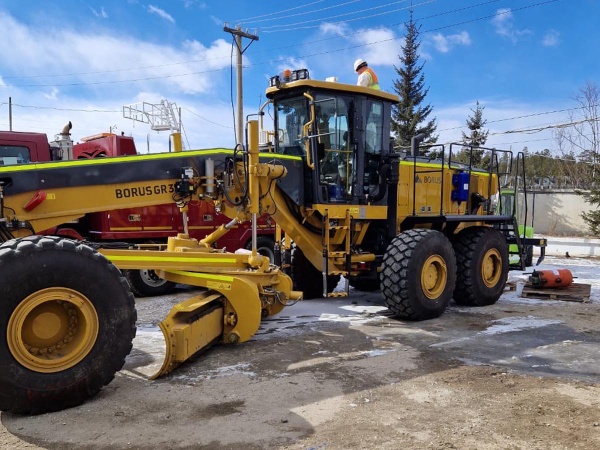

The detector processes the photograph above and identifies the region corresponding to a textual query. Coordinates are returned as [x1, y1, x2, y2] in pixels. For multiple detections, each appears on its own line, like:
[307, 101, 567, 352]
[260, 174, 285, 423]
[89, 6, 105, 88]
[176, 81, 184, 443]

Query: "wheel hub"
[7, 288, 99, 373]
[421, 254, 447, 300]
[141, 269, 168, 286]
[481, 248, 502, 288]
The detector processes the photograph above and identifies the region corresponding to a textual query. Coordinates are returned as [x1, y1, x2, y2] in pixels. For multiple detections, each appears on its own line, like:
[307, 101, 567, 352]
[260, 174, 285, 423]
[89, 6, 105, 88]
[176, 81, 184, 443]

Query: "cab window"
[314, 94, 354, 202]
[275, 96, 309, 156]
[365, 101, 384, 155]
[0, 145, 30, 165]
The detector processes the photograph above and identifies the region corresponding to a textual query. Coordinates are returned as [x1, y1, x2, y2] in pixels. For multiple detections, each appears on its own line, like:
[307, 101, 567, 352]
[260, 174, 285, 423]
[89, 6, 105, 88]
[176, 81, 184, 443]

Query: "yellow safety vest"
[364, 68, 380, 90]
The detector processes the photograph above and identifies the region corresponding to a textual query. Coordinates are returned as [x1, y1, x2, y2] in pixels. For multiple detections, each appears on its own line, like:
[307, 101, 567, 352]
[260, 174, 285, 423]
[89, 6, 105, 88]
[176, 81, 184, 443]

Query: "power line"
[438, 104, 600, 134]
[260, 0, 427, 32]
[491, 117, 600, 136]
[7, 103, 120, 113]
[1, 55, 232, 80]
[182, 107, 233, 129]
[245, 0, 363, 26]
[4, 67, 226, 88]
[234, 0, 329, 23]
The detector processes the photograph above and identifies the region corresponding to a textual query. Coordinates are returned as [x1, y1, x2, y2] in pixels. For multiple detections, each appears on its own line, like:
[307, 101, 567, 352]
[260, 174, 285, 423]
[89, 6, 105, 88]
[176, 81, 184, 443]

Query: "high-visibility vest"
[364, 68, 380, 90]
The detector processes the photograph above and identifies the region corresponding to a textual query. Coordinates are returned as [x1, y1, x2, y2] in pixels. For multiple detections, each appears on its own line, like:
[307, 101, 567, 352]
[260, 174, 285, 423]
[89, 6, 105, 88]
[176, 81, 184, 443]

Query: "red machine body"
[529, 269, 574, 288]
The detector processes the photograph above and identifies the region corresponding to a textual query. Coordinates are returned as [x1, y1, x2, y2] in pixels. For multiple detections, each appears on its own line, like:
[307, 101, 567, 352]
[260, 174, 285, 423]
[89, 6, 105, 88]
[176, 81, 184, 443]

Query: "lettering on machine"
[115, 184, 174, 199]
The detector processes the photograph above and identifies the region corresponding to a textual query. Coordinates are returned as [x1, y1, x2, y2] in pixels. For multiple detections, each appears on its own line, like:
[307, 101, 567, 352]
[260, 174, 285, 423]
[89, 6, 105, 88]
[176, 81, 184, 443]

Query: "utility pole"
[223, 25, 258, 146]
[9, 97, 12, 131]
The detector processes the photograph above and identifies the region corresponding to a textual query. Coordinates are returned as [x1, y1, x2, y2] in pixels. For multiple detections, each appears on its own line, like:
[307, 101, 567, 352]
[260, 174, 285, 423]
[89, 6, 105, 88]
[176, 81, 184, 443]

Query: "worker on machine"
[354, 59, 380, 90]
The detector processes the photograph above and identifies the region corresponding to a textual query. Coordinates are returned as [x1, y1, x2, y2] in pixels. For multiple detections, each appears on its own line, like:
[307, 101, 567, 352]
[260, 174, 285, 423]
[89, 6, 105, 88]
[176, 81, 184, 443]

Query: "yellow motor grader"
[0, 69, 544, 414]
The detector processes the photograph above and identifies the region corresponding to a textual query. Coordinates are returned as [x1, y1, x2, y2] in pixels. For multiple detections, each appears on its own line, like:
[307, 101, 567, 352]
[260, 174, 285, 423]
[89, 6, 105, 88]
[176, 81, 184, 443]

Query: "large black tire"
[452, 227, 509, 306]
[0, 236, 136, 415]
[524, 245, 534, 267]
[123, 269, 177, 297]
[290, 243, 340, 299]
[349, 277, 380, 292]
[380, 229, 456, 321]
[245, 236, 276, 263]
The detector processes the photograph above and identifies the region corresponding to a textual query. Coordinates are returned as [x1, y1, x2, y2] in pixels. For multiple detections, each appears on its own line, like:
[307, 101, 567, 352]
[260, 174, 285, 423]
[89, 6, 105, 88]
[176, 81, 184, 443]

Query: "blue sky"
[0, 0, 597, 154]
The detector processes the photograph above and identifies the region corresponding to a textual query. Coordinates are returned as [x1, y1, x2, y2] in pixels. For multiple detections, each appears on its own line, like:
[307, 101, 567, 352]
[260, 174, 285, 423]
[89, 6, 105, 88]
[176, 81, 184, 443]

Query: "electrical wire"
[259, 0, 415, 31]
[182, 107, 234, 129]
[242, 0, 362, 26]
[438, 103, 600, 133]
[234, 0, 328, 23]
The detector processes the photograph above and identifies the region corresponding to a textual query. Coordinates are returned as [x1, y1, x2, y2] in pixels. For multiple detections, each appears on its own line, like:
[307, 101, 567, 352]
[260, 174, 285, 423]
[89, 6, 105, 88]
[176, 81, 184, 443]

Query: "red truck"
[0, 124, 276, 296]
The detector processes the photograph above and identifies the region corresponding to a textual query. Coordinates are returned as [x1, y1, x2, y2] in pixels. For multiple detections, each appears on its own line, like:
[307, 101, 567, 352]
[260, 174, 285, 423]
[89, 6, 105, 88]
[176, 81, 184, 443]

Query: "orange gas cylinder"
[529, 269, 574, 288]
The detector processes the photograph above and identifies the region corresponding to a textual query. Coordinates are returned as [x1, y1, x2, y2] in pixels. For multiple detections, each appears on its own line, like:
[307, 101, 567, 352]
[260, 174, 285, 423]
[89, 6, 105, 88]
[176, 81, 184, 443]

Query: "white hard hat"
[353, 58, 367, 72]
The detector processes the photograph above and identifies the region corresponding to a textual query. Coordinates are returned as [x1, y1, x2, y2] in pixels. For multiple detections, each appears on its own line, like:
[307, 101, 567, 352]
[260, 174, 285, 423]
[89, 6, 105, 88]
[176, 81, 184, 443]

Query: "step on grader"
[0, 68, 544, 414]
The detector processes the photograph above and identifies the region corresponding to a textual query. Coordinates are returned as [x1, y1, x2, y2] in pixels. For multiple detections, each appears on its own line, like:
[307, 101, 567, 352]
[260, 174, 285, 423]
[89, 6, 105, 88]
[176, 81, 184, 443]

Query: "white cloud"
[353, 27, 398, 66]
[182, 1, 207, 9]
[276, 57, 310, 76]
[542, 30, 560, 47]
[431, 31, 471, 53]
[43, 87, 59, 100]
[0, 12, 231, 95]
[148, 5, 175, 24]
[491, 8, 531, 44]
[319, 22, 348, 37]
[91, 7, 108, 19]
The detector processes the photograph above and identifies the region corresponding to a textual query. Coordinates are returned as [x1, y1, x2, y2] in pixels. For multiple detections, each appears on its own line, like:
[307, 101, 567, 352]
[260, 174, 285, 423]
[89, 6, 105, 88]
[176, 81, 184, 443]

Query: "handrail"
[302, 92, 316, 169]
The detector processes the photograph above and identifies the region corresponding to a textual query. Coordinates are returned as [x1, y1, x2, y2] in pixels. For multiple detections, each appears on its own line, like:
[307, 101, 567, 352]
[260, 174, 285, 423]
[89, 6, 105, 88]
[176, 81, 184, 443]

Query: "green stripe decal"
[258, 153, 302, 161]
[106, 255, 238, 264]
[0, 148, 300, 174]
[0, 148, 234, 173]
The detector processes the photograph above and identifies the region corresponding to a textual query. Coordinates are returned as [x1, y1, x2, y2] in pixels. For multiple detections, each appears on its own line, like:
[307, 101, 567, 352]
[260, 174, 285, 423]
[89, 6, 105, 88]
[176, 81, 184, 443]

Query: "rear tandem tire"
[452, 227, 509, 306]
[380, 229, 456, 321]
[123, 269, 177, 297]
[0, 236, 136, 415]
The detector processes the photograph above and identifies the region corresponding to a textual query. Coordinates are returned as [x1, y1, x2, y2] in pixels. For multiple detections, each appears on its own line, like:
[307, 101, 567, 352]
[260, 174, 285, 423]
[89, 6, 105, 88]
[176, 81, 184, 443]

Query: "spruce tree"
[391, 10, 437, 152]
[460, 100, 489, 166]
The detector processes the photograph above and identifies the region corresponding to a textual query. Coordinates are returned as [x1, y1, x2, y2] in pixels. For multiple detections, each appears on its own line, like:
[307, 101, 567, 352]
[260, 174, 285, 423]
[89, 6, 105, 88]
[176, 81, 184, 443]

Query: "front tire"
[524, 245, 534, 267]
[452, 227, 509, 306]
[381, 229, 456, 320]
[124, 269, 177, 297]
[349, 277, 380, 292]
[0, 236, 136, 414]
[290, 243, 340, 299]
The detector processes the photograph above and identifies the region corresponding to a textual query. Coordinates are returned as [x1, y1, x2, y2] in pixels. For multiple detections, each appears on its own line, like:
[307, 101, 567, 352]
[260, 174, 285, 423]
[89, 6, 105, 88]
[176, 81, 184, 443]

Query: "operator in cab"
[354, 59, 380, 90]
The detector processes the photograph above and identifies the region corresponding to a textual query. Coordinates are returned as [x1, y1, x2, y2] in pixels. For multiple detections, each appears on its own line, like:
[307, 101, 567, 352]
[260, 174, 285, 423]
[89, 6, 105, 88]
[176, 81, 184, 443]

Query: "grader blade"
[132, 292, 224, 379]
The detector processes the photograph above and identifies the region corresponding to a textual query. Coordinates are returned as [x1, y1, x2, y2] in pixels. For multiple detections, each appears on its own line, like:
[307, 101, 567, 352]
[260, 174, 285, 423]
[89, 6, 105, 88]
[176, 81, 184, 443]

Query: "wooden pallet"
[504, 281, 517, 292]
[521, 282, 591, 303]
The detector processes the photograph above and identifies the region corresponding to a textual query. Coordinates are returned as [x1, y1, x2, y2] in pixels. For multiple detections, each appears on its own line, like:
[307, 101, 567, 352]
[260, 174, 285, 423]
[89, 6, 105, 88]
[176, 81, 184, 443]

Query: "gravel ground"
[2, 256, 599, 449]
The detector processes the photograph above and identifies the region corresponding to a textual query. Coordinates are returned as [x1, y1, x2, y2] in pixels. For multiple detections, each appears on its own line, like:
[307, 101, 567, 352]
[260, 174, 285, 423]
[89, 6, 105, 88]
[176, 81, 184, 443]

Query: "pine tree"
[462, 101, 489, 147]
[460, 100, 489, 166]
[391, 10, 437, 152]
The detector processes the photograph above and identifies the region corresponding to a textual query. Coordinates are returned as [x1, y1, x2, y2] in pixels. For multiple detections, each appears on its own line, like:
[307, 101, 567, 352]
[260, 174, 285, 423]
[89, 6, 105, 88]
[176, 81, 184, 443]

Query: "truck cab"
[0, 131, 54, 165]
